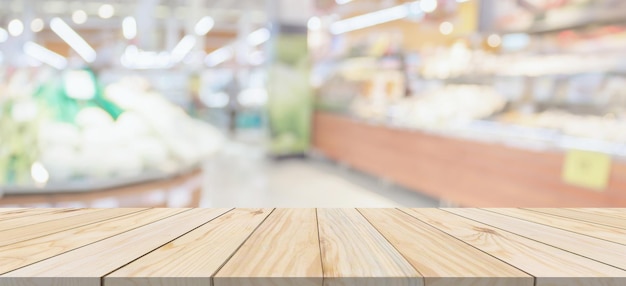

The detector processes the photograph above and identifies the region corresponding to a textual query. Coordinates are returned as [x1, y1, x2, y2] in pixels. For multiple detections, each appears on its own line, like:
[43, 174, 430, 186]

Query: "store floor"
[200, 133, 438, 208]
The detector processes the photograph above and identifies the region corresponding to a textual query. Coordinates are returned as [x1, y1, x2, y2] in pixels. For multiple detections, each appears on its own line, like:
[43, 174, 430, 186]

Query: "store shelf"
[1, 208, 626, 285]
[312, 111, 626, 207]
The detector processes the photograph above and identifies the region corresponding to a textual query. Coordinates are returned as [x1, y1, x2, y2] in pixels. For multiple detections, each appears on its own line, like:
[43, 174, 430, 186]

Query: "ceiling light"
[31, 18, 44, 32]
[308, 17, 322, 31]
[487, 34, 501, 47]
[122, 17, 137, 40]
[247, 28, 270, 46]
[336, 0, 354, 4]
[50, 17, 97, 63]
[205, 46, 234, 67]
[331, 4, 409, 34]
[171, 35, 196, 63]
[98, 4, 115, 19]
[0, 28, 8, 42]
[8, 19, 24, 36]
[23, 41, 68, 70]
[439, 21, 453, 35]
[194, 16, 214, 36]
[72, 10, 87, 24]
[420, 0, 438, 13]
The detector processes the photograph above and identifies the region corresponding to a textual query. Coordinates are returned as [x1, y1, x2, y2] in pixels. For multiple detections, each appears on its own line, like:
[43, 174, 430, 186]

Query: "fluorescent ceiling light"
[72, 10, 88, 24]
[50, 17, 97, 63]
[205, 46, 234, 67]
[247, 28, 270, 46]
[120, 45, 173, 69]
[123, 17, 137, 40]
[8, 19, 24, 36]
[98, 4, 115, 19]
[330, 3, 409, 34]
[194, 16, 215, 36]
[23, 41, 67, 70]
[31, 18, 44, 32]
[171, 35, 196, 63]
[0, 28, 8, 43]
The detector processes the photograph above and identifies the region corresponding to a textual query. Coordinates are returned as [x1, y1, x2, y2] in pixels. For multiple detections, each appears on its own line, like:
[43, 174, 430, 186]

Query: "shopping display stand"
[0, 208, 625, 285]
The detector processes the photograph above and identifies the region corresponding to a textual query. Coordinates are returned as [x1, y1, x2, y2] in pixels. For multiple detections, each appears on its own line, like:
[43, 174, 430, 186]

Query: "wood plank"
[525, 208, 626, 229]
[105, 208, 273, 286]
[214, 208, 323, 286]
[403, 209, 626, 286]
[0, 208, 63, 221]
[447, 208, 626, 270]
[0, 208, 145, 247]
[486, 208, 626, 246]
[0, 208, 103, 231]
[564, 208, 626, 220]
[359, 208, 533, 286]
[317, 208, 421, 286]
[0, 208, 231, 286]
[0, 208, 185, 274]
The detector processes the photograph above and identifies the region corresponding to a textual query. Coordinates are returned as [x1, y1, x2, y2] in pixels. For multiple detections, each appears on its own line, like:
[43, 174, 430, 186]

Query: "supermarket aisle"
[200, 136, 438, 208]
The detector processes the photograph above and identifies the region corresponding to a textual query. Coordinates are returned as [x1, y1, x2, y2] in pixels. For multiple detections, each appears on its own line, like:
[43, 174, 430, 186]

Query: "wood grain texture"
[447, 208, 626, 271]
[404, 209, 626, 286]
[105, 208, 273, 286]
[214, 208, 323, 286]
[317, 208, 421, 286]
[359, 209, 533, 286]
[0, 208, 102, 231]
[0, 208, 185, 274]
[564, 209, 626, 220]
[525, 208, 626, 229]
[0, 209, 47, 221]
[0, 208, 145, 247]
[0, 208, 230, 286]
[486, 208, 626, 246]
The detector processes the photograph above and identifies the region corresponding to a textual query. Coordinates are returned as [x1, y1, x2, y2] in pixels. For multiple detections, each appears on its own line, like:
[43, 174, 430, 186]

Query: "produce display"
[0, 68, 223, 188]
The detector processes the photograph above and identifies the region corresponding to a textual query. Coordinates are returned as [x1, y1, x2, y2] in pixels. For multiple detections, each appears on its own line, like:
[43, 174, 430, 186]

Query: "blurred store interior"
[1, 0, 626, 208]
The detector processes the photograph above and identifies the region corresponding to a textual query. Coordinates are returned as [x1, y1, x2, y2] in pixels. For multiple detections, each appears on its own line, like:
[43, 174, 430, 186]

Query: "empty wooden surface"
[1, 208, 626, 286]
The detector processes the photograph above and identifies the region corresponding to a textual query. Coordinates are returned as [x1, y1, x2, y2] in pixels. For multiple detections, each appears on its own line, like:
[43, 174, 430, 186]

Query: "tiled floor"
[200, 137, 438, 208]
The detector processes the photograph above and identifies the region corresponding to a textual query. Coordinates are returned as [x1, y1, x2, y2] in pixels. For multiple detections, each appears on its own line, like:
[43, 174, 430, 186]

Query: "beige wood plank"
[105, 208, 273, 286]
[404, 209, 626, 286]
[317, 208, 421, 286]
[487, 208, 626, 246]
[359, 209, 532, 286]
[564, 208, 626, 220]
[214, 208, 323, 286]
[0, 209, 65, 222]
[448, 208, 626, 271]
[0, 208, 230, 286]
[525, 208, 626, 229]
[0, 208, 103, 231]
[0, 208, 185, 274]
[0, 208, 145, 247]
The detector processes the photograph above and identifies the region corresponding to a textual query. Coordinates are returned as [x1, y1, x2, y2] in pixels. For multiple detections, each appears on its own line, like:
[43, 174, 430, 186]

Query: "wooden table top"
[0, 208, 625, 286]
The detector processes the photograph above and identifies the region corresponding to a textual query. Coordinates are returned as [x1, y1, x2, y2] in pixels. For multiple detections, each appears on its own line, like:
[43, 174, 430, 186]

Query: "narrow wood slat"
[564, 208, 626, 220]
[214, 208, 323, 286]
[0, 208, 103, 231]
[0, 209, 25, 215]
[0, 208, 230, 286]
[105, 208, 273, 286]
[404, 209, 626, 286]
[0, 208, 185, 274]
[0, 208, 69, 222]
[525, 208, 626, 229]
[317, 208, 421, 286]
[359, 209, 533, 286]
[0, 208, 145, 247]
[447, 209, 626, 271]
[486, 208, 626, 246]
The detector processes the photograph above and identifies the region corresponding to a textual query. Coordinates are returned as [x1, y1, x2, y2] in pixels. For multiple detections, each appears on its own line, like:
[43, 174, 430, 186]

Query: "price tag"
[562, 150, 612, 191]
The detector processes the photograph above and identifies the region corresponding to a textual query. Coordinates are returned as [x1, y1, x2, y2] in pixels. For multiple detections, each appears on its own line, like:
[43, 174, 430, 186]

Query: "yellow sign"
[562, 150, 612, 191]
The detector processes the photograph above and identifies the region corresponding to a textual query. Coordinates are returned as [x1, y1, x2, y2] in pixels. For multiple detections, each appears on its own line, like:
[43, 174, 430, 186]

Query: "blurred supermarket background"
[1, 0, 626, 208]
